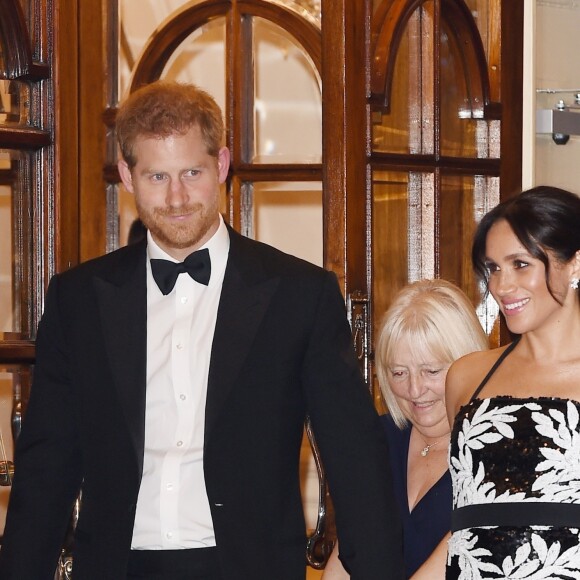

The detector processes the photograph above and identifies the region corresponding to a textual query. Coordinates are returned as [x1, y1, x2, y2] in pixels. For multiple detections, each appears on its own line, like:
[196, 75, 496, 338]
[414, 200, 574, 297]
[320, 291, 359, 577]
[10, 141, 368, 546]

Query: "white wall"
[525, 1, 580, 191]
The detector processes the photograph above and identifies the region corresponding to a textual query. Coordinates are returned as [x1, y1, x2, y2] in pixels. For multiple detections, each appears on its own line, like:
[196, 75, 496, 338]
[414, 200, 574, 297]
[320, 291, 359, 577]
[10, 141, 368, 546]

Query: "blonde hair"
[376, 279, 488, 427]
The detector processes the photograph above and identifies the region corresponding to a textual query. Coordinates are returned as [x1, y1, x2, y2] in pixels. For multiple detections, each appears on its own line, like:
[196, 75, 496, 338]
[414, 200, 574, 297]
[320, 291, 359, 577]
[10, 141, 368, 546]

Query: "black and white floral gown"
[447, 341, 580, 579]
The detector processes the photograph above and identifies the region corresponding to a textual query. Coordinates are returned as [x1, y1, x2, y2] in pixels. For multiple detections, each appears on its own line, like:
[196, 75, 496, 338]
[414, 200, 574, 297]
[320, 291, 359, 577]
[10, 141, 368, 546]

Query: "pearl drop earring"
[571, 278, 580, 290]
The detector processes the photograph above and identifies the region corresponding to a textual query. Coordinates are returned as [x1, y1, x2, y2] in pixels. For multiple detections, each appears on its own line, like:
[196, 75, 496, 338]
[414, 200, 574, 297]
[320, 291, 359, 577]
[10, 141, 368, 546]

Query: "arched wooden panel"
[0, 0, 34, 79]
[0, 0, 49, 81]
[371, 0, 493, 119]
[130, 0, 321, 91]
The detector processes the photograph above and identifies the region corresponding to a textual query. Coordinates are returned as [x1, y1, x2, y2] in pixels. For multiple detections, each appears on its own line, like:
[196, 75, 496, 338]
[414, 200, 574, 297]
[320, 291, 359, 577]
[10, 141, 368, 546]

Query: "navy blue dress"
[381, 414, 452, 578]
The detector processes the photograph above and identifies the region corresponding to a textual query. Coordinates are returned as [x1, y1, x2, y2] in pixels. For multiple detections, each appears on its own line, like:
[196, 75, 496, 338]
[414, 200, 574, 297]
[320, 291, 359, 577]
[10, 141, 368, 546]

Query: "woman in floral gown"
[445, 186, 580, 579]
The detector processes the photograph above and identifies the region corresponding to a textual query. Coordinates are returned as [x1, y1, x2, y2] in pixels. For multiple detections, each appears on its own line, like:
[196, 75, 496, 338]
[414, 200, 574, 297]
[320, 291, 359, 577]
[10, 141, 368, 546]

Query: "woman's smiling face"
[485, 219, 572, 335]
[387, 337, 449, 434]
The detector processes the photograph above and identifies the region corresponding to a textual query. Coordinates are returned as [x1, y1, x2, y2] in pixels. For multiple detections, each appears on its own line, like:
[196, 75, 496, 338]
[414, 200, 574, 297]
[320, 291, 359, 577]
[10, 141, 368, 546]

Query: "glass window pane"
[439, 13, 500, 159]
[372, 170, 411, 323]
[0, 80, 31, 128]
[0, 365, 27, 534]
[270, 0, 321, 27]
[439, 173, 499, 337]
[253, 18, 321, 164]
[0, 175, 12, 332]
[372, 5, 434, 155]
[373, 170, 499, 339]
[251, 181, 322, 266]
[0, 150, 31, 337]
[463, 1, 492, 64]
[373, 169, 438, 318]
[160, 18, 226, 110]
[440, 20, 481, 158]
[119, 0, 191, 96]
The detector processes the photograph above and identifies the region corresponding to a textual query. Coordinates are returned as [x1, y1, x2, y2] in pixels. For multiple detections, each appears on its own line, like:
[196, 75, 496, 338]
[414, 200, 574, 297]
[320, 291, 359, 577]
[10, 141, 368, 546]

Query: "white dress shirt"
[131, 216, 230, 549]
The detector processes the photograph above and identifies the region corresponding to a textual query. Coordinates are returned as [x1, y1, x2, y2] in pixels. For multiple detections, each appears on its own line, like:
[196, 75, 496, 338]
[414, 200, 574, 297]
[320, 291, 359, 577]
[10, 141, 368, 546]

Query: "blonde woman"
[323, 279, 488, 579]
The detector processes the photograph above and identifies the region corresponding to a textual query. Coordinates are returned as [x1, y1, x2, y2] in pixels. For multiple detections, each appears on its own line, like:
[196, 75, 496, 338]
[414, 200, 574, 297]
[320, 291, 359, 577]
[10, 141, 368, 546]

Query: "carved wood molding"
[0, 0, 49, 80]
[0, 126, 51, 149]
[0, 340, 35, 363]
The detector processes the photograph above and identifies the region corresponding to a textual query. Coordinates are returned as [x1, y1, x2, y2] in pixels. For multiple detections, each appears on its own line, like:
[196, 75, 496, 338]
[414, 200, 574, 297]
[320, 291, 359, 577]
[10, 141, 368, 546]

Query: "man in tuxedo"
[0, 81, 403, 579]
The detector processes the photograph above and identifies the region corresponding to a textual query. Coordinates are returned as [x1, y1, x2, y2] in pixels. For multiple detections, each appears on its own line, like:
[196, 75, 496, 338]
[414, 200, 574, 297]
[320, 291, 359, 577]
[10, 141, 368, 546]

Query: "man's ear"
[217, 147, 231, 184]
[117, 160, 134, 193]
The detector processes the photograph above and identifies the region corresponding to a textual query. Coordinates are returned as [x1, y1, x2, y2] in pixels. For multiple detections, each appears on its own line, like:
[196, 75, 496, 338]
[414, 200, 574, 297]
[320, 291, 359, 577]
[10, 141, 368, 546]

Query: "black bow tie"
[150, 248, 211, 295]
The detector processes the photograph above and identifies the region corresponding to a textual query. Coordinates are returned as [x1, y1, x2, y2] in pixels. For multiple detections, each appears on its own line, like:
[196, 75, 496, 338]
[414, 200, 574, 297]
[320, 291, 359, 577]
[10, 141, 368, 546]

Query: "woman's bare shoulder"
[450, 348, 500, 376]
[446, 344, 513, 418]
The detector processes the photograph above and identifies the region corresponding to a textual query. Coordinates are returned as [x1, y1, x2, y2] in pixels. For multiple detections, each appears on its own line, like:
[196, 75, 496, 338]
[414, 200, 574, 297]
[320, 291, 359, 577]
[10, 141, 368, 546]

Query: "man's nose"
[166, 177, 188, 207]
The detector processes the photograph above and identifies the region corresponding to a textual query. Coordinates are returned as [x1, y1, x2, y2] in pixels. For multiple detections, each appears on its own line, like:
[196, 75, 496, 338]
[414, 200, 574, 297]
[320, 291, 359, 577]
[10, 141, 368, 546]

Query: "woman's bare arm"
[321, 542, 350, 580]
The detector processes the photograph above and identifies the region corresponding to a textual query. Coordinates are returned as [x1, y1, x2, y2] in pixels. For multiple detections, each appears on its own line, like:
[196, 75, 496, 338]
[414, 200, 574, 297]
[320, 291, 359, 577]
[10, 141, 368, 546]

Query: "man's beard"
[137, 200, 219, 251]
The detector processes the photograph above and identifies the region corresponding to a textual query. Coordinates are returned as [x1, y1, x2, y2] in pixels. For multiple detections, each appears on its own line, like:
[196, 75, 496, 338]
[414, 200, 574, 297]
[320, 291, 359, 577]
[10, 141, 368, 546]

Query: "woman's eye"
[514, 260, 529, 269]
[484, 262, 498, 275]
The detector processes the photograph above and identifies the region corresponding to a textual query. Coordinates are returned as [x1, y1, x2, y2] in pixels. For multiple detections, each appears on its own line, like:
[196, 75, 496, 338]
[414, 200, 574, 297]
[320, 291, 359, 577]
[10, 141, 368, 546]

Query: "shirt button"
[180, 296, 188, 304]
[180, 394, 186, 401]
[176, 343, 183, 350]
[166, 532, 173, 539]
[176, 441, 183, 447]
[167, 483, 174, 491]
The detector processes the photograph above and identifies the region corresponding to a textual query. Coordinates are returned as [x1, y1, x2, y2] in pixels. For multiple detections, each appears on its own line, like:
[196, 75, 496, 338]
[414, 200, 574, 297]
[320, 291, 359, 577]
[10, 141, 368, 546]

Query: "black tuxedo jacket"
[0, 227, 403, 579]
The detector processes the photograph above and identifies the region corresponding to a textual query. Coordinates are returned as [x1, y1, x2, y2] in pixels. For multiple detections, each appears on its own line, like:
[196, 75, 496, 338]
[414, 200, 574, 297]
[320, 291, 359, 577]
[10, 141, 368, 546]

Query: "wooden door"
[0, 0, 80, 551]
[358, 0, 523, 411]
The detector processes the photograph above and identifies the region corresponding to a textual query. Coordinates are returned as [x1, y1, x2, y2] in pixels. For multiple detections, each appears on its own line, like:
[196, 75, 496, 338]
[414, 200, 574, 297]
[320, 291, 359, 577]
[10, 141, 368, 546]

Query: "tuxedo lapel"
[89, 233, 279, 461]
[205, 231, 279, 441]
[93, 242, 148, 473]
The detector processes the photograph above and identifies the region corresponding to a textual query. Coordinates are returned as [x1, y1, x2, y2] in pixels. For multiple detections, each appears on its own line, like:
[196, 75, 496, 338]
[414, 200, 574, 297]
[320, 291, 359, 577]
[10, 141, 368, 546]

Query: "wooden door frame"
[321, 0, 368, 299]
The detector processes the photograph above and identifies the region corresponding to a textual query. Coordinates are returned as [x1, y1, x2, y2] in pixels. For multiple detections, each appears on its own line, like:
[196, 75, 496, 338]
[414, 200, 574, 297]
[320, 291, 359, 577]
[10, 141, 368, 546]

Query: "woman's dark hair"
[472, 185, 580, 302]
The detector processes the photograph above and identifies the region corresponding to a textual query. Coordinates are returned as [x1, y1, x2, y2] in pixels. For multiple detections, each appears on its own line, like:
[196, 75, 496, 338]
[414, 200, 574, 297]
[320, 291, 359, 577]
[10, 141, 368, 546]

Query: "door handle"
[348, 290, 371, 392]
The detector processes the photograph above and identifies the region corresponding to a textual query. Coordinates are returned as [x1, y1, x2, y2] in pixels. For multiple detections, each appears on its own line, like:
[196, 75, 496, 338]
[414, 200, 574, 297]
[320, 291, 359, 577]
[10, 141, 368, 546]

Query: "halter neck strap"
[469, 335, 521, 402]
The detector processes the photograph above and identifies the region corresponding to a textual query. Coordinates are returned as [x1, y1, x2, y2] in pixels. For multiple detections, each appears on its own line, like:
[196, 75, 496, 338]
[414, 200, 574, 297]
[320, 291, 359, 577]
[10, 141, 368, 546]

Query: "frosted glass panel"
[253, 181, 322, 266]
[0, 80, 30, 127]
[0, 364, 30, 535]
[372, 5, 434, 155]
[161, 18, 226, 110]
[0, 149, 32, 337]
[253, 18, 321, 163]
[0, 150, 27, 335]
[119, 0, 192, 96]
[372, 170, 411, 323]
[0, 178, 12, 333]
[271, 0, 321, 26]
